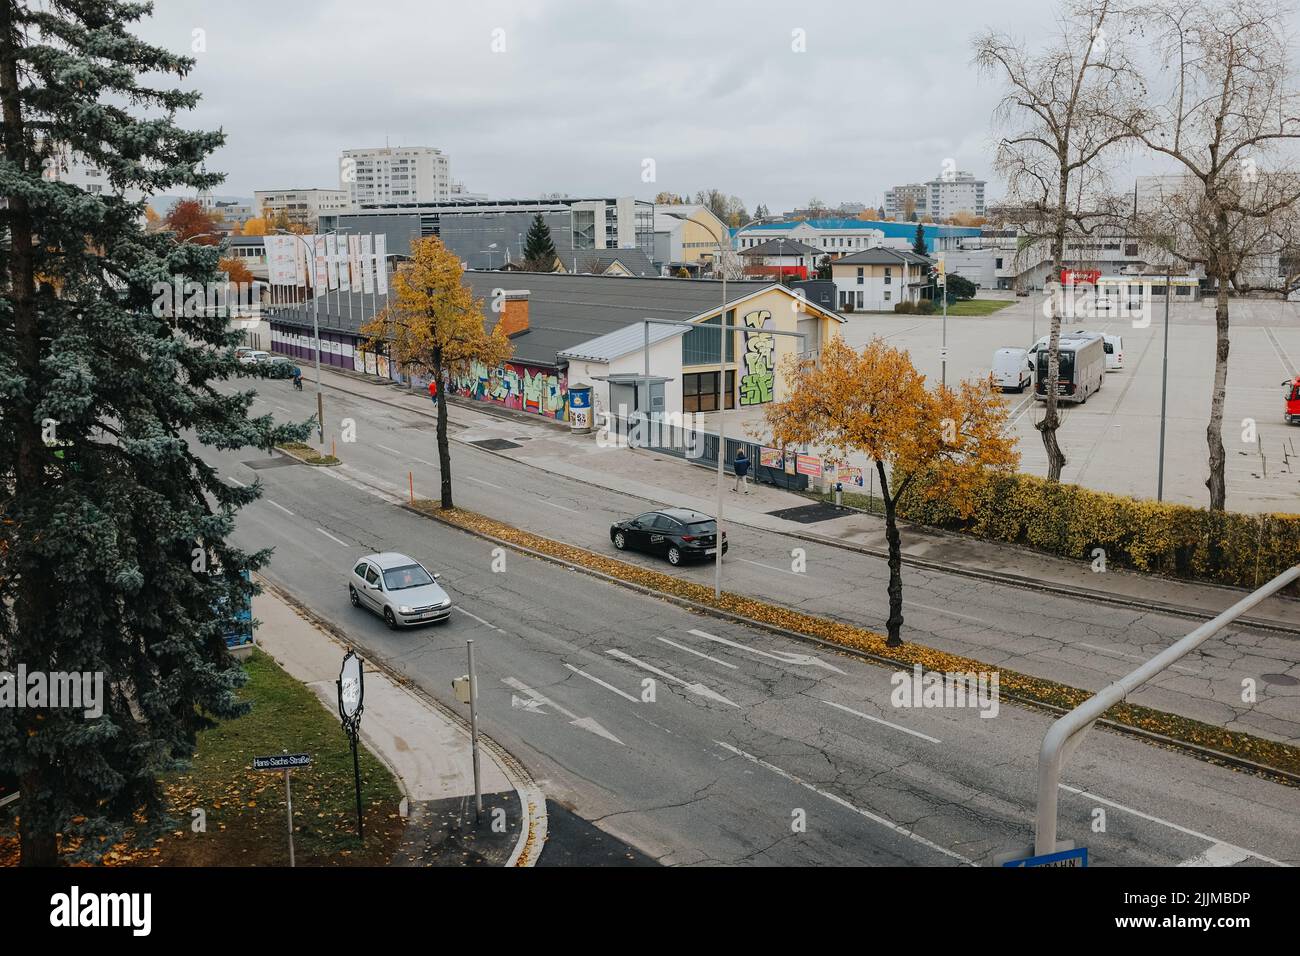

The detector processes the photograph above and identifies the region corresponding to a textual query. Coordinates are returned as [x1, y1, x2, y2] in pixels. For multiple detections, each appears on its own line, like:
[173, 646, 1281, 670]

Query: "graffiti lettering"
[451, 360, 568, 420]
[739, 309, 775, 406]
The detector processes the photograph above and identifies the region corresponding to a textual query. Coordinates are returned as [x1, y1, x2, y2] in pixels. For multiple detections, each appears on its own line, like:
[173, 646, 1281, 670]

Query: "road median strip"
[408, 499, 1300, 784]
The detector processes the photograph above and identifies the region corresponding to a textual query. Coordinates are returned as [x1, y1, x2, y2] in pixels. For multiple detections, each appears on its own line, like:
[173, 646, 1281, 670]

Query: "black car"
[610, 508, 728, 565]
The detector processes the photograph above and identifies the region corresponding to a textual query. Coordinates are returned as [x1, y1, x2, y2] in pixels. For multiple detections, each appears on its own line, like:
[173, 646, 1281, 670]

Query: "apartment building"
[885, 170, 987, 220]
[340, 146, 451, 206]
[829, 248, 934, 311]
[254, 188, 350, 227]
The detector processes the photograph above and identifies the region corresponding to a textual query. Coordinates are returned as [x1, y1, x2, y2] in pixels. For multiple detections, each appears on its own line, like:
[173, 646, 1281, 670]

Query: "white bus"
[1034, 334, 1105, 403]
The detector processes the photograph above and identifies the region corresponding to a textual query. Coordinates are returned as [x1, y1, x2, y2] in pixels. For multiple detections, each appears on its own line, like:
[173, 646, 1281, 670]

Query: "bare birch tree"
[1124, 0, 1300, 510]
[975, 0, 1144, 481]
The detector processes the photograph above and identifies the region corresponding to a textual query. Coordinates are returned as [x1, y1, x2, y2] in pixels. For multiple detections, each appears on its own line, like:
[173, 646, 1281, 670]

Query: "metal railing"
[1033, 564, 1300, 855]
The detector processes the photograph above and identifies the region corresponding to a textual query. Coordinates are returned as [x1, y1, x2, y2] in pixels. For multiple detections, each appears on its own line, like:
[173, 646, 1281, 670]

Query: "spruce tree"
[0, 0, 307, 865]
[522, 212, 556, 270]
[912, 223, 928, 256]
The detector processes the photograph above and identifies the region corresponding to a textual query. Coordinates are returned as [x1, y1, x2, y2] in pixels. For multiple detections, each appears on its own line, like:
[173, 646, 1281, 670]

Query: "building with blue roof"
[734, 219, 980, 258]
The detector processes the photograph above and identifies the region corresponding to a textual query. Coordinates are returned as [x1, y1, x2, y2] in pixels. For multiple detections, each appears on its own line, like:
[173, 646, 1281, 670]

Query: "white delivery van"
[992, 347, 1033, 392]
[1034, 334, 1105, 403]
[1073, 330, 1123, 370]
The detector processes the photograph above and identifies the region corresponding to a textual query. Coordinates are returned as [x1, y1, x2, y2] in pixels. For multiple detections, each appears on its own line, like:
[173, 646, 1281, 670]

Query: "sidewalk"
[312, 364, 1300, 633]
[251, 581, 542, 866]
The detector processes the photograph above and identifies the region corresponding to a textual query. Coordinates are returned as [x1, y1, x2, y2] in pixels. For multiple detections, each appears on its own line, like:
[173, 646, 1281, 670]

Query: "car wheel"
[613, 531, 626, 550]
[383, 607, 398, 630]
[349, 586, 360, 607]
[667, 546, 682, 566]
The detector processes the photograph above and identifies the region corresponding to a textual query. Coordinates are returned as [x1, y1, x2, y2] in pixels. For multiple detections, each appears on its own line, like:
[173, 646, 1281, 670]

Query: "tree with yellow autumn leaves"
[765, 337, 1018, 646]
[361, 237, 510, 508]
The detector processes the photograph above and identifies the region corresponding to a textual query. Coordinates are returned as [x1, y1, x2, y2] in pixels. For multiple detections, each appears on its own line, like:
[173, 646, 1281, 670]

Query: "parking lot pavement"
[836, 297, 1300, 513]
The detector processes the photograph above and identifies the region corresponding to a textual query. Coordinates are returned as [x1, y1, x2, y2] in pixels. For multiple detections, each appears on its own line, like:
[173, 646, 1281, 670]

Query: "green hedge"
[896, 469, 1300, 591]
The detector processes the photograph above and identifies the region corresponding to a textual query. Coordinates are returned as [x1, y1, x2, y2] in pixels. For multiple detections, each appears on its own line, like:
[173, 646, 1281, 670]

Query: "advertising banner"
[374, 234, 388, 295]
[326, 233, 339, 290]
[360, 235, 375, 294]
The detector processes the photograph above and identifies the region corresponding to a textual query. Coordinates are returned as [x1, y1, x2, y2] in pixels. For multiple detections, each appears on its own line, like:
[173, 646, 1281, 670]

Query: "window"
[353, 562, 369, 578]
[856, 291, 864, 308]
[884, 267, 892, 285]
[1176, 285, 1191, 296]
[650, 514, 678, 532]
[995, 258, 1003, 269]
[682, 370, 736, 412]
[681, 312, 736, 365]
[839, 290, 849, 308]
[364, 566, 380, 587]
[884, 291, 891, 301]
[856, 267, 864, 285]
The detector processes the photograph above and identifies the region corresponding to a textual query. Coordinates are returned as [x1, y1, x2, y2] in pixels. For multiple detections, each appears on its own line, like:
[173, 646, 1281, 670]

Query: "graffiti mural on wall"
[739, 309, 775, 406]
[452, 360, 568, 420]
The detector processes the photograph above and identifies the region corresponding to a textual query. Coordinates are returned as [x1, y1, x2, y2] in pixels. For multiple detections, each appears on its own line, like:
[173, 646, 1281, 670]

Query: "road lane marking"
[1177, 843, 1254, 867]
[464, 475, 504, 489]
[1057, 784, 1287, 867]
[657, 637, 738, 669]
[819, 699, 941, 744]
[1076, 641, 1199, 675]
[538, 499, 580, 513]
[453, 606, 506, 633]
[563, 663, 641, 702]
[374, 442, 403, 456]
[606, 649, 738, 707]
[502, 676, 625, 745]
[411, 456, 438, 468]
[226, 477, 247, 487]
[266, 500, 294, 516]
[735, 557, 799, 575]
[316, 528, 349, 547]
[714, 741, 973, 865]
[909, 602, 994, 626]
[687, 628, 846, 675]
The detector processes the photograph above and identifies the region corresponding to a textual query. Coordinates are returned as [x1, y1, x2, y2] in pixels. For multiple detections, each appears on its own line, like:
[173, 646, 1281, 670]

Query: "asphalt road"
[194, 384, 1300, 865]
[236, 376, 1300, 747]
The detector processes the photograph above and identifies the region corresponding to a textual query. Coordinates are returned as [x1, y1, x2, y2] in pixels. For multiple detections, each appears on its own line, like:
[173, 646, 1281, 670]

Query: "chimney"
[499, 290, 530, 336]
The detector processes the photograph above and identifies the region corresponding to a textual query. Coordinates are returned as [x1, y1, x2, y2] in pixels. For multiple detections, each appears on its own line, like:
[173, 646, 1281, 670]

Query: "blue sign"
[569, 386, 591, 409]
[1002, 847, 1088, 868]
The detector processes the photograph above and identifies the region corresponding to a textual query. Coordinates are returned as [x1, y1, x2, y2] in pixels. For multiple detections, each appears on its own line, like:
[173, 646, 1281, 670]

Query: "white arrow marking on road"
[511, 694, 548, 714]
[687, 629, 846, 675]
[657, 637, 738, 669]
[502, 677, 625, 745]
[563, 663, 640, 702]
[1177, 843, 1254, 867]
[714, 741, 974, 866]
[819, 699, 941, 744]
[605, 649, 738, 707]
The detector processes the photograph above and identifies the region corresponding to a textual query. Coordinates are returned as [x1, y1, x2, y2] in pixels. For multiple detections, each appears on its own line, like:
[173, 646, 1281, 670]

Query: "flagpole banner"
[360, 235, 375, 294]
[374, 234, 388, 295]
[294, 235, 309, 287]
[313, 235, 327, 295]
[337, 235, 351, 292]
[266, 236, 297, 286]
[348, 235, 362, 292]
[326, 234, 340, 290]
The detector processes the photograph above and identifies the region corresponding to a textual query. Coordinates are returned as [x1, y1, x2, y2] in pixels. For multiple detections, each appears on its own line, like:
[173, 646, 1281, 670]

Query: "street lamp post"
[1157, 263, 1171, 500]
[276, 229, 324, 445]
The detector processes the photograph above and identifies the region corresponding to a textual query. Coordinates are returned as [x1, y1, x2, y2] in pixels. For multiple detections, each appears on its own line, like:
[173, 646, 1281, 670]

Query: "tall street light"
[275, 229, 325, 445]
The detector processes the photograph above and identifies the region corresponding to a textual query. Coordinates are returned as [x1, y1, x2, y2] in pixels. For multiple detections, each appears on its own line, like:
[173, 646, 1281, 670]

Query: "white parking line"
[315, 528, 349, 547]
[606, 649, 738, 707]
[538, 499, 580, 514]
[657, 637, 738, 669]
[1058, 783, 1287, 867]
[563, 663, 641, 702]
[735, 556, 799, 575]
[819, 699, 941, 744]
[266, 500, 294, 516]
[715, 741, 973, 865]
[453, 606, 506, 633]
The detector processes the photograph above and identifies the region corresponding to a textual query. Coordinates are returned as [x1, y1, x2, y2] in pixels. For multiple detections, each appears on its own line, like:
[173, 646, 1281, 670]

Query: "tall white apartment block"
[340, 146, 451, 206]
[927, 170, 985, 219]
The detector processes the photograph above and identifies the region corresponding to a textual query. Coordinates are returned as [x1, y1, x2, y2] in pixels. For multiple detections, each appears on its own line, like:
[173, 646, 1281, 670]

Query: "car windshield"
[684, 521, 716, 535]
[382, 564, 434, 590]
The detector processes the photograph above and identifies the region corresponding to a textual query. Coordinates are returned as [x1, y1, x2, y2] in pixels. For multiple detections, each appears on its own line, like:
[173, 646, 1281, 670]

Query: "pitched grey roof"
[834, 247, 932, 267]
[738, 238, 820, 257]
[563, 248, 656, 276]
[557, 321, 688, 363]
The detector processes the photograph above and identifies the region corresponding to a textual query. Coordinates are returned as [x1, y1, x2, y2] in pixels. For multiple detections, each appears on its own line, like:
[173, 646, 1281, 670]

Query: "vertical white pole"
[467, 640, 482, 820]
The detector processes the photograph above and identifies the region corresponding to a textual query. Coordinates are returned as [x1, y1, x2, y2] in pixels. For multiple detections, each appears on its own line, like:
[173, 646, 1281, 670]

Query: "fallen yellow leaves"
[415, 500, 1300, 782]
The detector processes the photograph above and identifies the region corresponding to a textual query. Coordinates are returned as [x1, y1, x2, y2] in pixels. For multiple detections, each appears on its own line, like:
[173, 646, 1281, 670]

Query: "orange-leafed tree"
[361, 237, 510, 509]
[218, 256, 254, 285]
[163, 198, 220, 243]
[242, 217, 268, 236]
[765, 336, 1018, 646]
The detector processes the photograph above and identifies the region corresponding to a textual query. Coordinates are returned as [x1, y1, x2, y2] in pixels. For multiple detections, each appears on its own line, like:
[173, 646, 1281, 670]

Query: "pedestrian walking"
[428, 378, 439, 405]
[733, 448, 751, 493]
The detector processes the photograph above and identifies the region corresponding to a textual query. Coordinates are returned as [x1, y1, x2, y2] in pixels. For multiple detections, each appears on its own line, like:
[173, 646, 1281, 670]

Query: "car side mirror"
[433, 573, 441, 580]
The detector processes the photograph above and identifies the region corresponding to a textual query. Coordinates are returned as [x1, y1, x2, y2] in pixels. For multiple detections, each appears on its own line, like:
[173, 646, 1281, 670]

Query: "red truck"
[1285, 376, 1300, 425]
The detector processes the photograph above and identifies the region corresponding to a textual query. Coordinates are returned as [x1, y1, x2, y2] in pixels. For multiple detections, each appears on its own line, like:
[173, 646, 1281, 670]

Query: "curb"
[255, 574, 548, 867]
[401, 503, 1300, 788]
[312, 370, 1300, 636]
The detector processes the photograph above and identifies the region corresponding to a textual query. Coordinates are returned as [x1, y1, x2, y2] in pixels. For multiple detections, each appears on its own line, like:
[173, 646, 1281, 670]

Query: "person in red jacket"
[428, 378, 438, 405]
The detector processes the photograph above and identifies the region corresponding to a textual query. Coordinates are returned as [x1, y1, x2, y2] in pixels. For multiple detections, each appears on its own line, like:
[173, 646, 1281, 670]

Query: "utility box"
[452, 675, 473, 705]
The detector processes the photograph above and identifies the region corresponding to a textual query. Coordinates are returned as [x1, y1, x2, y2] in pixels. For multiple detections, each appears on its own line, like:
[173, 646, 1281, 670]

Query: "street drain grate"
[1261, 673, 1300, 687]
[469, 438, 522, 451]
[765, 502, 847, 524]
[241, 456, 301, 469]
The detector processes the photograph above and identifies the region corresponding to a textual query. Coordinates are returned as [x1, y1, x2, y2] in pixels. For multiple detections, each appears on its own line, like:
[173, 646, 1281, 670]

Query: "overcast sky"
[134, 0, 1242, 211]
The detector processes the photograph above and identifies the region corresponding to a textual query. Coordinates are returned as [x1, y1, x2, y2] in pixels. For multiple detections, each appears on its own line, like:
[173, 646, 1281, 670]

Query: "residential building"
[326, 196, 655, 269]
[829, 247, 934, 312]
[734, 219, 977, 258]
[737, 238, 821, 280]
[886, 170, 987, 220]
[42, 145, 147, 204]
[254, 188, 350, 227]
[652, 204, 731, 270]
[340, 146, 451, 206]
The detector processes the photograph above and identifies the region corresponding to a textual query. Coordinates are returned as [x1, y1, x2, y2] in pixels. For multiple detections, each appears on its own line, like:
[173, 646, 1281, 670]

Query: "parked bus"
[1035, 334, 1105, 403]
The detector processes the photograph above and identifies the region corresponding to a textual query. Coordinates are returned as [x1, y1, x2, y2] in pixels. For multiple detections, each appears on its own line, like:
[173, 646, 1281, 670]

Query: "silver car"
[349, 552, 452, 628]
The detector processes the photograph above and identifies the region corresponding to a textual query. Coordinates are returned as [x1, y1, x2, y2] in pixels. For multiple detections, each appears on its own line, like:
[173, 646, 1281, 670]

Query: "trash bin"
[568, 384, 593, 434]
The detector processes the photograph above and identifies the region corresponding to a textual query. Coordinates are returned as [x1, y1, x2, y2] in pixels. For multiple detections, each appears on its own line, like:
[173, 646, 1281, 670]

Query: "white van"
[1034, 334, 1105, 403]
[991, 347, 1033, 392]
[1073, 330, 1124, 370]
